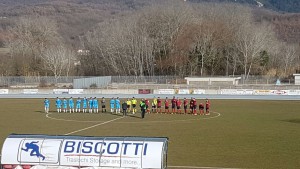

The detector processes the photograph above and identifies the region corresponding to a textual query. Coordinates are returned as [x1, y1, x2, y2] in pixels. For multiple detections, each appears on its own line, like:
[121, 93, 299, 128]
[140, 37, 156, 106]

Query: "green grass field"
[0, 99, 300, 169]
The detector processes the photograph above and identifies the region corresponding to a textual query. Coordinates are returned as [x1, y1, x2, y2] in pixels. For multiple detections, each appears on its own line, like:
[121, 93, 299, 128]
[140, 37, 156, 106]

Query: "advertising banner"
[177, 89, 190, 94]
[53, 89, 69, 94]
[1, 135, 168, 169]
[192, 89, 205, 94]
[270, 90, 289, 95]
[253, 90, 272, 95]
[68, 89, 84, 94]
[23, 89, 38, 94]
[138, 89, 151, 94]
[221, 89, 253, 95]
[288, 90, 300, 95]
[0, 89, 8, 94]
[156, 89, 175, 95]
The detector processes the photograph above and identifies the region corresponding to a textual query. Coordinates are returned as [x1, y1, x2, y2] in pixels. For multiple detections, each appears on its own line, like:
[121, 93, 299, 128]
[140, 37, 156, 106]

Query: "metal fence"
[0, 75, 296, 89]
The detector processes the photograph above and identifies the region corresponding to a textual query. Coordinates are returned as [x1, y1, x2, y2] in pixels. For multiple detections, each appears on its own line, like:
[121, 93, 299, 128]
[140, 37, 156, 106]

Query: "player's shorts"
[45, 105, 49, 108]
[165, 106, 169, 109]
[172, 105, 176, 109]
[102, 105, 106, 108]
[157, 105, 161, 108]
[127, 105, 130, 109]
[83, 104, 87, 109]
[177, 106, 181, 109]
[152, 105, 156, 108]
[193, 105, 197, 109]
[110, 104, 115, 109]
[93, 105, 99, 109]
[69, 105, 74, 109]
[56, 105, 61, 108]
[184, 105, 187, 109]
[199, 107, 204, 110]
[206, 108, 209, 111]
[63, 104, 67, 109]
[132, 104, 136, 108]
[146, 105, 148, 109]
[76, 104, 81, 109]
[116, 105, 120, 109]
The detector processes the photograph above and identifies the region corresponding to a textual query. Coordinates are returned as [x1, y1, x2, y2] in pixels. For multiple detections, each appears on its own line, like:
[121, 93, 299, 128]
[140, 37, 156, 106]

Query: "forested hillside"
[0, 0, 299, 78]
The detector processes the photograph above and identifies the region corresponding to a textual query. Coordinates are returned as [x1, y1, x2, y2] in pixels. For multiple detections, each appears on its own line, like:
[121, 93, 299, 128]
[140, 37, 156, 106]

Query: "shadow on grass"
[282, 119, 300, 124]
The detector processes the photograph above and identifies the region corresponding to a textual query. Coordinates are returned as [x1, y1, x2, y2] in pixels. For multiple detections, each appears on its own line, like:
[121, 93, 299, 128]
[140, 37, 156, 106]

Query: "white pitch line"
[64, 116, 124, 135]
[168, 166, 240, 169]
[45, 113, 107, 123]
[46, 112, 221, 124]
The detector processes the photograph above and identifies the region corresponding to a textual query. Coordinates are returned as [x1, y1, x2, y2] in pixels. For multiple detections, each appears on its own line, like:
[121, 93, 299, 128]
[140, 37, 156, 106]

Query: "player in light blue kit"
[110, 97, 115, 113]
[82, 97, 88, 113]
[69, 97, 74, 113]
[88, 97, 93, 113]
[63, 98, 68, 112]
[93, 97, 99, 113]
[76, 97, 81, 113]
[115, 97, 121, 114]
[55, 97, 62, 113]
[44, 98, 50, 113]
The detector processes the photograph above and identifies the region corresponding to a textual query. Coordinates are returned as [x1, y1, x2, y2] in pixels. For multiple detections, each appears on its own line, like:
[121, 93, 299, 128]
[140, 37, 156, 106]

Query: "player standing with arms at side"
[76, 97, 81, 113]
[205, 98, 210, 115]
[110, 97, 115, 113]
[183, 98, 188, 114]
[199, 102, 204, 115]
[44, 98, 50, 113]
[131, 97, 137, 114]
[157, 97, 162, 113]
[69, 97, 74, 113]
[88, 97, 93, 113]
[101, 97, 106, 113]
[152, 97, 157, 113]
[140, 99, 146, 119]
[63, 98, 67, 113]
[189, 97, 194, 114]
[126, 98, 131, 113]
[115, 97, 121, 114]
[93, 97, 99, 113]
[145, 98, 150, 114]
[164, 97, 169, 114]
[193, 98, 197, 115]
[55, 97, 62, 113]
[82, 97, 87, 113]
[171, 96, 177, 114]
[176, 97, 182, 114]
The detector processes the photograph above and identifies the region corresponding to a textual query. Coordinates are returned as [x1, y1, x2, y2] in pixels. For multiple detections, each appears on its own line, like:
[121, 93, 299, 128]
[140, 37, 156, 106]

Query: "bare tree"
[235, 22, 275, 79]
[41, 45, 75, 81]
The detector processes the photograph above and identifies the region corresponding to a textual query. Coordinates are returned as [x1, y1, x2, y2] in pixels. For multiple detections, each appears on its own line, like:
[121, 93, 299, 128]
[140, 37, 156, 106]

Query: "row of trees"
[2, 1, 300, 78]
[3, 16, 75, 80]
[80, 2, 299, 78]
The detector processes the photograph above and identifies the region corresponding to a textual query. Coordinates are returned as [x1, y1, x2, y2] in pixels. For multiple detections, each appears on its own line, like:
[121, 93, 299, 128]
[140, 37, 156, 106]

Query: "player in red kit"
[193, 98, 197, 115]
[157, 97, 162, 113]
[171, 96, 177, 114]
[176, 97, 182, 114]
[145, 98, 150, 114]
[199, 102, 204, 115]
[189, 98, 194, 114]
[164, 97, 170, 113]
[205, 98, 210, 115]
[183, 98, 188, 114]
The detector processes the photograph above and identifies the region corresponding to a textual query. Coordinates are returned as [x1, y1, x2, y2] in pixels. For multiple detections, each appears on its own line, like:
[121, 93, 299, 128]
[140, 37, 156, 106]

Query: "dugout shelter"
[1, 134, 168, 169]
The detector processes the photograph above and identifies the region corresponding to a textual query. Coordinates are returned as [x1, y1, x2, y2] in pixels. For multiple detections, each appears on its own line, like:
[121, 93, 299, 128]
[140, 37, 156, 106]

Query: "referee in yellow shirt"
[126, 98, 131, 113]
[131, 97, 137, 114]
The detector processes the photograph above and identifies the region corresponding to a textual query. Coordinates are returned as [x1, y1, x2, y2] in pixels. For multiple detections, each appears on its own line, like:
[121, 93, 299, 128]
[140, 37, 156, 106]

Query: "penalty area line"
[64, 116, 125, 135]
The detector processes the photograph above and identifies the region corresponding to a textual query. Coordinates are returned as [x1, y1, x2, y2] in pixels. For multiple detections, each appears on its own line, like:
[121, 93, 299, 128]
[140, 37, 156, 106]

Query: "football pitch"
[0, 99, 300, 169]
